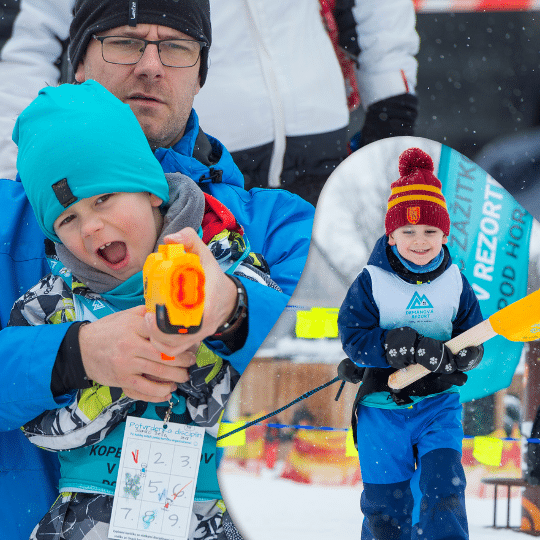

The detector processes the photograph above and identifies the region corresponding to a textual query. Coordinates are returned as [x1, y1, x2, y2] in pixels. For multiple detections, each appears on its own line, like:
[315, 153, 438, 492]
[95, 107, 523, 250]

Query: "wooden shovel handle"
[387, 319, 497, 390]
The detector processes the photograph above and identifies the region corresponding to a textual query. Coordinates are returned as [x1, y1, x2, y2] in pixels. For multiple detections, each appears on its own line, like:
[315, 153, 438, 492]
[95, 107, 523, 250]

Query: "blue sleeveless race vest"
[361, 263, 463, 409]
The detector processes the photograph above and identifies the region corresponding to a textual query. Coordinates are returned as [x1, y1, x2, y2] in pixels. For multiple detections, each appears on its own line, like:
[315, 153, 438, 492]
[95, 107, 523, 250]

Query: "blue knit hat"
[13, 80, 169, 242]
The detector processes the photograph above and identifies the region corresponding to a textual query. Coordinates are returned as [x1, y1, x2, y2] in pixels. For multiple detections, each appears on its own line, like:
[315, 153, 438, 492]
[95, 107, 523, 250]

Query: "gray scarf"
[55, 173, 206, 293]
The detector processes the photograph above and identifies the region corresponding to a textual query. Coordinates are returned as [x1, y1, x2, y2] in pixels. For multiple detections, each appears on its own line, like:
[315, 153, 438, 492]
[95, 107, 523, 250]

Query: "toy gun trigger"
[155, 304, 203, 335]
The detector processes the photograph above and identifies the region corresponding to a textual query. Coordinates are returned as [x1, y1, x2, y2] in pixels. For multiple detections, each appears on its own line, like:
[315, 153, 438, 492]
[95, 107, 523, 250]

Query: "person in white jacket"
[193, 0, 420, 204]
[0, 0, 419, 206]
[0, 0, 73, 180]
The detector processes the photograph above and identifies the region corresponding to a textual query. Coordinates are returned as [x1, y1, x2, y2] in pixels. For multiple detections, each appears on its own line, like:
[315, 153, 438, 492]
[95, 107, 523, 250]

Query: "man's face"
[75, 24, 201, 149]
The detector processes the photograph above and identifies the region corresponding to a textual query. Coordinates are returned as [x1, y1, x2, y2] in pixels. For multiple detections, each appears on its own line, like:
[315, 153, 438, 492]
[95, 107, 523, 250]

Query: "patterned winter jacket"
[10, 189, 280, 502]
[0, 109, 313, 540]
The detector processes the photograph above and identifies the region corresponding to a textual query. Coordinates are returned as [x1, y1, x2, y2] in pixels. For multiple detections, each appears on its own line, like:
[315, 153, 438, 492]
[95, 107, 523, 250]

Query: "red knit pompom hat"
[385, 147, 450, 236]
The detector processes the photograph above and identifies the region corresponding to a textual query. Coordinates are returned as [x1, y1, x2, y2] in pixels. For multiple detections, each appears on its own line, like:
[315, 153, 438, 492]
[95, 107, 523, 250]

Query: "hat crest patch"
[406, 206, 420, 225]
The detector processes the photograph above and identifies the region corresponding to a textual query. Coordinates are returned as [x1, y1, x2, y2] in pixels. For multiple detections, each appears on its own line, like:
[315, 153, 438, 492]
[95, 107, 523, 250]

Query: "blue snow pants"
[355, 392, 467, 540]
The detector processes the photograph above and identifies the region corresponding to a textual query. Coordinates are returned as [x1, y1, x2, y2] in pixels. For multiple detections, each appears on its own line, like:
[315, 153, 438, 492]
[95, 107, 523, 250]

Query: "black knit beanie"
[69, 0, 211, 86]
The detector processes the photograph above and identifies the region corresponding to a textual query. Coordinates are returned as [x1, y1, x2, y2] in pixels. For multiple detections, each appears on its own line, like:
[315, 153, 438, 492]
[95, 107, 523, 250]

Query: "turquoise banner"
[438, 145, 533, 402]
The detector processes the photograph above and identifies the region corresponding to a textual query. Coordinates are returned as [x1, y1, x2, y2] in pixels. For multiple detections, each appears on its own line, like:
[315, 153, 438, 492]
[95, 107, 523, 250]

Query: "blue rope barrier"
[220, 420, 539, 443]
[216, 376, 341, 440]
[265, 423, 348, 432]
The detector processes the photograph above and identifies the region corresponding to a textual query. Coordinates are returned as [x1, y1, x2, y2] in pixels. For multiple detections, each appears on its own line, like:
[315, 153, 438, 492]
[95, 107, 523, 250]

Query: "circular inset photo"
[218, 136, 540, 540]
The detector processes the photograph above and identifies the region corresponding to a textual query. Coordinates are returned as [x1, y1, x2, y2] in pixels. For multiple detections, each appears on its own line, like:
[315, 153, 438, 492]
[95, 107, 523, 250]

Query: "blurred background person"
[194, 0, 419, 205]
[475, 128, 540, 220]
[0, 0, 72, 180]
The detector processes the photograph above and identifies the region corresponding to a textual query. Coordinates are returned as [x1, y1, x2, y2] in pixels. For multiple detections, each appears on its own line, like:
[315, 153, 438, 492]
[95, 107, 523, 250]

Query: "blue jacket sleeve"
[1, 178, 73, 431]
[338, 270, 389, 369]
[204, 186, 313, 375]
[0, 324, 74, 431]
[206, 277, 288, 375]
[208, 184, 314, 297]
[244, 188, 314, 297]
[452, 273, 484, 337]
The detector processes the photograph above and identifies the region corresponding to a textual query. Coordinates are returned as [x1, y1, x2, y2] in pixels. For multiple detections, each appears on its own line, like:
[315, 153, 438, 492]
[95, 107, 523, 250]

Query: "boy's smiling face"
[54, 192, 163, 280]
[388, 224, 447, 266]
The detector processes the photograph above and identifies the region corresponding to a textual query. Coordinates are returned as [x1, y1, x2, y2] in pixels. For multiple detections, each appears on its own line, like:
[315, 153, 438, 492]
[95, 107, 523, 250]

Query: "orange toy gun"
[143, 244, 205, 335]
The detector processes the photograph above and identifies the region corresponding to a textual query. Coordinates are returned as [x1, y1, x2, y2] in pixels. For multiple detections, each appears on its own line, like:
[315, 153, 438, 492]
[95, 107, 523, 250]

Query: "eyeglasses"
[92, 35, 205, 68]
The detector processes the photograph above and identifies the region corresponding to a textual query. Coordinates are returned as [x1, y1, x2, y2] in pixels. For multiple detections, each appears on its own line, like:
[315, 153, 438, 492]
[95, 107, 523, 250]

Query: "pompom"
[398, 147, 434, 177]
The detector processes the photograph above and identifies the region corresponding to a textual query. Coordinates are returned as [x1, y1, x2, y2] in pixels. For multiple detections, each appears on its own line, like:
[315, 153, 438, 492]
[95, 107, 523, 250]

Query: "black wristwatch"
[211, 275, 248, 338]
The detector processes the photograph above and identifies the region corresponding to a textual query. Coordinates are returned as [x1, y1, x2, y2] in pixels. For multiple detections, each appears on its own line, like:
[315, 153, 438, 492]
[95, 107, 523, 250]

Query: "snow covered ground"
[218, 464, 524, 540]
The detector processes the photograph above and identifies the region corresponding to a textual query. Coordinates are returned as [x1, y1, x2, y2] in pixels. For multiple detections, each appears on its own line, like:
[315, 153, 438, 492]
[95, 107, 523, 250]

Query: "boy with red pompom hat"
[337, 147, 484, 540]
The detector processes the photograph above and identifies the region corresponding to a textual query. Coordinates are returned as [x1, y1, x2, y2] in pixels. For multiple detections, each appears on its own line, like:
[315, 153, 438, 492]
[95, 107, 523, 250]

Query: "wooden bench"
[481, 477, 528, 529]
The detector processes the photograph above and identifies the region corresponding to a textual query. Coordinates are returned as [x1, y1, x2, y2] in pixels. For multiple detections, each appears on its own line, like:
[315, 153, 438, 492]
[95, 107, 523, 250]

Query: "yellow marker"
[216, 421, 247, 447]
[472, 436, 503, 467]
[296, 310, 319, 338]
[296, 307, 339, 339]
[345, 427, 357, 457]
[143, 244, 205, 336]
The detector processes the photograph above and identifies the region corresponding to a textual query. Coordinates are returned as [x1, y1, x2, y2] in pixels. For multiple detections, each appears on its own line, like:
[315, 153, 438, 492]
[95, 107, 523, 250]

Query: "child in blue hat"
[10, 80, 273, 540]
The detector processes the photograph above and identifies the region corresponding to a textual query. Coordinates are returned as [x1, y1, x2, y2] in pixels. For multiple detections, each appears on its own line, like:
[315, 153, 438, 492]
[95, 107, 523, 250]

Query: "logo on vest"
[406, 291, 434, 319]
[92, 300, 106, 310]
[406, 206, 420, 224]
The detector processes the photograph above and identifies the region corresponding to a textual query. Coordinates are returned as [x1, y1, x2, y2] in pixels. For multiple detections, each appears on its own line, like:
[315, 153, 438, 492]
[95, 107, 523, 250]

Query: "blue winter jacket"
[0, 109, 314, 539]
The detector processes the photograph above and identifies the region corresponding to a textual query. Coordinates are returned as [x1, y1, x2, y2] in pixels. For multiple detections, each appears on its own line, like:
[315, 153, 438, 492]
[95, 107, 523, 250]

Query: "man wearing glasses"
[0, 0, 313, 538]
[77, 29, 207, 150]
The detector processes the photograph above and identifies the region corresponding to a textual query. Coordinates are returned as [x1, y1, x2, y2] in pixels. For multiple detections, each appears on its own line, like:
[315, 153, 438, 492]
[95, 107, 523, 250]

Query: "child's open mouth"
[97, 241, 128, 267]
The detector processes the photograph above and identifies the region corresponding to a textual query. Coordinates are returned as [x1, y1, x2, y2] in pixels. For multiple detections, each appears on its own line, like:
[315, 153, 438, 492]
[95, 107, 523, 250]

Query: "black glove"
[415, 335, 456, 374]
[359, 93, 419, 148]
[385, 327, 457, 374]
[454, 345, 484, 371]
[337, 358, 365, 384]
[334, 4, 361, 57]
[384, 327, 418, 369]
[439, 371, 468, 387]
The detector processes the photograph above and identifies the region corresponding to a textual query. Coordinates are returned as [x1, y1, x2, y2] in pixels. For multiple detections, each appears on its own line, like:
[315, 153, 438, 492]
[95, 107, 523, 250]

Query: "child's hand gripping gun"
[143, 244, 205, 336]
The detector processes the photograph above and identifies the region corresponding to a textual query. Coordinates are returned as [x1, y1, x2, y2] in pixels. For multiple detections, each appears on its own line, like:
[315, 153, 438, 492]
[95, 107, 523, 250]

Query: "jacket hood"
[367, 235, 394, 273]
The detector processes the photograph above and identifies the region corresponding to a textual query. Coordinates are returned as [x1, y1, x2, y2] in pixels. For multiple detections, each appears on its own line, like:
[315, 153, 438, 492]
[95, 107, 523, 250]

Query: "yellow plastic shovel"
[388, 288, 540, 390]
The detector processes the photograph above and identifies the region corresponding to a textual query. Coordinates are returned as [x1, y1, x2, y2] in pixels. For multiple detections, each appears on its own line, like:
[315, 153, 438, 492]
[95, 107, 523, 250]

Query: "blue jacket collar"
[153, 109, 245, 190]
